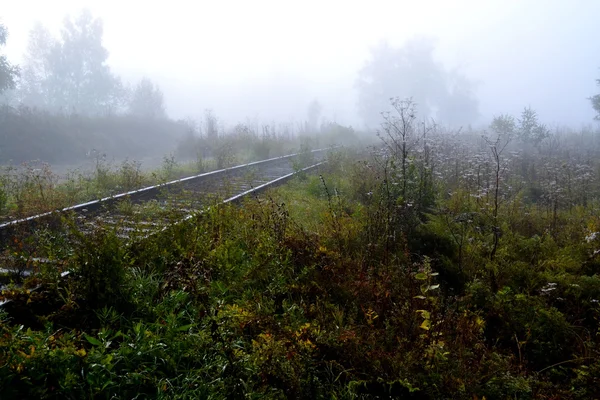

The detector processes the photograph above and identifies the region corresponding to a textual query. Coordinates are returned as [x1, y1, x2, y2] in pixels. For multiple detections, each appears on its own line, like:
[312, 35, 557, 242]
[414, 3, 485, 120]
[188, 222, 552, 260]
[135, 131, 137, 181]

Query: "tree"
[436, 71, 479, 126]
[54, 10, 121, 114]
[19, 10, 123, 114]
[356, 37, 478, 128]
[0, 23, 19, 94]
[490, 114, 516, 137]
[127, 78, 166, 119]
[380, 98, 418, 201]
[204, 109, 218, 139]
[481, 131, 511, 292]
[591, 77, 600, 120]
[518, 106, 548, 145]
[307, 99, 322, 132]
[18, 22, 54, 107]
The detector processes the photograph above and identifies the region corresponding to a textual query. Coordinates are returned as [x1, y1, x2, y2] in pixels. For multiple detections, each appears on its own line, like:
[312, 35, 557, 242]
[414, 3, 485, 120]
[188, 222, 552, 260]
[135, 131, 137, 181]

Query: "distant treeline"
[0, 12, 357, 167]
[0, 11, 186, 166]
[0, 106, 186, 165]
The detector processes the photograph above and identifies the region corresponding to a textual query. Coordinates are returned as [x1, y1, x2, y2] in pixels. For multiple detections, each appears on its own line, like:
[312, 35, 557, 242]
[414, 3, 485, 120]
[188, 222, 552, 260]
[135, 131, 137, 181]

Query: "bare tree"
[480, 129, 512, 292]
[379, 97, 418, 201]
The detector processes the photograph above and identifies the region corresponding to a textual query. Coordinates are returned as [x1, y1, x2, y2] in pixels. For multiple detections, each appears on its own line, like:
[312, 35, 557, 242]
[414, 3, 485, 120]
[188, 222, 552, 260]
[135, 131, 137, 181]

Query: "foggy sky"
[2, 0, 600, 128]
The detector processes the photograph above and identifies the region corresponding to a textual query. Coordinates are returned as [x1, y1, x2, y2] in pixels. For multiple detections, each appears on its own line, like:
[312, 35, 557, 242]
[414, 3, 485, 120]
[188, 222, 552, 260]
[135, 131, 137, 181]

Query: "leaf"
[420, 320, 431, 330]
[415, 273, 428, 280]
[85, 334, 102, 347]
[428, 284, 440, 291]
[414, 295, 427, 300]
[177, 324, 194, 332]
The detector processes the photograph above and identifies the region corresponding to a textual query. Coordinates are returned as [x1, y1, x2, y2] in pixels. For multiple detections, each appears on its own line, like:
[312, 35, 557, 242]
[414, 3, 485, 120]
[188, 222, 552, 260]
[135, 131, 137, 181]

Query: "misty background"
[1, 0, 600, 166]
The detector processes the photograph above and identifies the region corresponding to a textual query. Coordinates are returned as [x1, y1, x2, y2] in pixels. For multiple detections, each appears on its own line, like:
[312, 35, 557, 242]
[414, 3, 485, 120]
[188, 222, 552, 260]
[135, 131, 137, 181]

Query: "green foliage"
[490, 114, 516, 136]
[214, 138, 237, 170]
[0, 162, 65, 217]
[18, 10, 123, 115]
[491, 107, 549, 146]
[159, 153, 179, 182]
[0, 171, 9, 214]
[591, 76, 600, 120]
[2, 141, 600, 398]
[70, 226, 130, 311]
[0, 24, 19, 94]
[518, 107, 550, 145]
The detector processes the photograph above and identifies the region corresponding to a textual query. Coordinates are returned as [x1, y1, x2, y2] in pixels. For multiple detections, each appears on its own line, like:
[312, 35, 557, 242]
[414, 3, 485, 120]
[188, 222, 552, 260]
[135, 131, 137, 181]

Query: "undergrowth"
[0, 135, 599, 398]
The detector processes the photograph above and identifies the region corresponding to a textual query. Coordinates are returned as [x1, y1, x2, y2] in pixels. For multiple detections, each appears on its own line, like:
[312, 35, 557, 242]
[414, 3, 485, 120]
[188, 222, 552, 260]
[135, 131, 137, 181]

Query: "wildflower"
[541, 282, 557, 293]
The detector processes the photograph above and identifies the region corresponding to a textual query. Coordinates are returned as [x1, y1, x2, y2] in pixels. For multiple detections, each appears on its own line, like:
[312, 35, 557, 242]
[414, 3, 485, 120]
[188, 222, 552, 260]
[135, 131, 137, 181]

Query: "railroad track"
[0, 147, 333, 290]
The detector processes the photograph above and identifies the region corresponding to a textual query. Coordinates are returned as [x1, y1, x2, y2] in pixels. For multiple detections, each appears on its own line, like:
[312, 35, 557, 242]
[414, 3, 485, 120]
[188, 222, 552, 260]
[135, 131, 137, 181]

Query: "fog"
[2, 0, 600, 128]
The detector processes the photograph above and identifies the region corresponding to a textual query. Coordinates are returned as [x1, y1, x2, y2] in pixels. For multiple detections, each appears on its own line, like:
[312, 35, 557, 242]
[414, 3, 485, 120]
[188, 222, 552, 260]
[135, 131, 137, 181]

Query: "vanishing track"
[0, 148, 332, 281]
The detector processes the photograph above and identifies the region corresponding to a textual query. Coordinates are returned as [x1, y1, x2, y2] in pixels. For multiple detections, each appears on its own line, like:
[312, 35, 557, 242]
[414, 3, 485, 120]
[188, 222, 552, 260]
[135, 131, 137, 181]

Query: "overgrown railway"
[0, 148, 333, 298]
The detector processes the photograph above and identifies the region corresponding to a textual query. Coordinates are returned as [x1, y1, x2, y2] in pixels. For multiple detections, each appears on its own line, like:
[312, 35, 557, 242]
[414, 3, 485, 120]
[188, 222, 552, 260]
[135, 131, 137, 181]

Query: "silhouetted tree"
[307, 99, 322, 132]
[128, 78, 166, 119]
[54, 10, 122, 113]
[518, 106, 548, 145]
[436, 70, 479, 126]
[356, 37, 478, 127]
[19, 10, 123, 114]
[591, 76, 600, 120]
[0, 23, 19, 94]
[19, 22, 54, 107]
[204, 109, 218, 139]
[490, 114, 516, 137]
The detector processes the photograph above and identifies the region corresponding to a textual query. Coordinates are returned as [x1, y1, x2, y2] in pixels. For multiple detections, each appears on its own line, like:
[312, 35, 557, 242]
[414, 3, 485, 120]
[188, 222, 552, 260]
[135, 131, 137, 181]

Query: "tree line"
[0, 10, 165, 119]
[2, 12, 600, 127]
[356, 37, 600, 127]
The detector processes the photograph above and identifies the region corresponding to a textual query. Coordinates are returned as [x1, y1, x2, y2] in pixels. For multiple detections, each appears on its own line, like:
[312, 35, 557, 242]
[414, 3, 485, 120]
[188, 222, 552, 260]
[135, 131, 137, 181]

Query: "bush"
[71, 226, 130, 312]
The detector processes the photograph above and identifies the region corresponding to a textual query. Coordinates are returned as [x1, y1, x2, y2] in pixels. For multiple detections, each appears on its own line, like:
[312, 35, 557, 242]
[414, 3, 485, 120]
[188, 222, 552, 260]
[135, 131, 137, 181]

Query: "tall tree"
[204, 109, 218, 139]
[0, 23, 19, 94]
[53, 9, 121, 114]
[19, 22, 54, 107]
[20, 10, 123, 114]
[128, 78, 166, 119]
[518, 106, 548, 145]
[490, 114, 516, 137]
[591, 77, 600, 120]
[436, 70, 479, 126]
[307, 99, 322, 132]
[356, 37, 478, 127]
